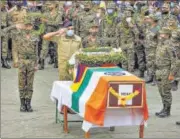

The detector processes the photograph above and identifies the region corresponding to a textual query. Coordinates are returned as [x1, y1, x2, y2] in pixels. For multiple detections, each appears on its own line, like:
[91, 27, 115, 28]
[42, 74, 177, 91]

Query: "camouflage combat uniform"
[102, 3, 119, 48]
[40, 2, 62, 69]
[133, 11, 146, 77]
[144, 15, 160, 83]
[1, 6, 11, 69]
[155, 27, 176, 118]
[76, 2, 95, 40]
[3, 20, 40, 112]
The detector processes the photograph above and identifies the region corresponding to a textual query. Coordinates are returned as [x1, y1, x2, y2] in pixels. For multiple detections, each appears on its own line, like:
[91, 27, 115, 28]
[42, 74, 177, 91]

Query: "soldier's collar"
[65, 35, 76, 40]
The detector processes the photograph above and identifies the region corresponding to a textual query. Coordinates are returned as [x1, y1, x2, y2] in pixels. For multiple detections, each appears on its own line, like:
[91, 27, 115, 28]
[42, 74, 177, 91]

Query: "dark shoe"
[20, 98, 26, 112]
[138, 70, 144, 78]
[25, 99, 33, 112]
[155, 104, 165, 116]
[39, 59, 44, 70]
[158, 105, 171, 118]
[2, 58, 11, 69]
[171, 80, 178, 91]
[151, 77, 156, 86]
[48, 56, 54, 64]
[176, 121, 180, 125]
[110, 126, 115, 131]
[145, 75, 153, 83]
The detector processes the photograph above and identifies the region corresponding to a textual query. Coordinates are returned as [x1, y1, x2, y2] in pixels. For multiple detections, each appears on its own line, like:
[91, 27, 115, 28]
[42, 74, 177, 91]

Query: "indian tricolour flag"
[69, 66, 143, 126]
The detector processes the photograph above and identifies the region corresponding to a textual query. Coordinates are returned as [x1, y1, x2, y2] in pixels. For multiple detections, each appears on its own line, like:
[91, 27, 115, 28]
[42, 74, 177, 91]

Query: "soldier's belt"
[19, 54, 36, 60]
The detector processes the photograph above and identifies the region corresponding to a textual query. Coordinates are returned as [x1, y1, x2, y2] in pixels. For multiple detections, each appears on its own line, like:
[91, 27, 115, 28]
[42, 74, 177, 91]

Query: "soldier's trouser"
[41, 40, 57, 60]
[121, 43, 135, 72]
[156, 69, 172, 106]
[18, 59, 36, 99]
[58, 59, 72, 81]
[145, 47, 156, 76]
[135, 44, 146, 71]
[1, 36, 8, 58]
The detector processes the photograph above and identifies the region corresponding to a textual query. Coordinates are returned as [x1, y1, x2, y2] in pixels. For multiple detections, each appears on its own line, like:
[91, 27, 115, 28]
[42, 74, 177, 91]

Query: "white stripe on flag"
[79, 72, 105, 117]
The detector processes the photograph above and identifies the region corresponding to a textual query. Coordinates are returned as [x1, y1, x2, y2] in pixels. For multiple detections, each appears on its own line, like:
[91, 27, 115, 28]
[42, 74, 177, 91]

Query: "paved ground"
[1, 63, 180, 138]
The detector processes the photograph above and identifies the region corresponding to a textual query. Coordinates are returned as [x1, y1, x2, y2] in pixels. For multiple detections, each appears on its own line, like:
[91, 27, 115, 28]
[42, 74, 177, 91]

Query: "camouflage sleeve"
[170, 45, 180, 77]
[82, 37, 88, 48]
[47, 11, 62, 27]
[2, 25, 16, 37]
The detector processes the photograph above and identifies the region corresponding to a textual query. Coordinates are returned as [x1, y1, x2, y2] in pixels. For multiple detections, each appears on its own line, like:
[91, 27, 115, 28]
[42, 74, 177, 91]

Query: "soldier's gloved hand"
[13, 62, 19, 68]
[168, 74, 175, 81]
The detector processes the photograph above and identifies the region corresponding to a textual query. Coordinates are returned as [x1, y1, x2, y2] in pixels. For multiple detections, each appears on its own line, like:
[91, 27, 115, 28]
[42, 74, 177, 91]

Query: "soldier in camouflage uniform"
[117, 7, 136, 72]
[1, 1, 11, 69]
[39, 2, 62, 70]
[93, 7, 106, 38]
[82, 22, 102, 48]
[167, 17, 179, 91]
[144, 14, 160, 84]
[8, 1, 27, 68]
[102, 2, 119, 48]
[155, 27, 177, 118]
[159, 3, 170, 28]
[77, 1, 95, 41]
[133, 6, 146, 77]
[2, 14, 41, 112]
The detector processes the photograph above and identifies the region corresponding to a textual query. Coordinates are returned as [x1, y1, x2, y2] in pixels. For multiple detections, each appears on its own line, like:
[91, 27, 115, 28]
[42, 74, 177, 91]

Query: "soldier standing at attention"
[144, 14, 160, 84]
[159, 3, 170, 28]
[168, 29, 180, 125]
[155, 27, 176, 118]
[167, 17, 179, 91]
[76, 1, 94, 41]
[1, 1, 11, 69]
[82, 23, 101, 48]
[117, 7, 136, 72]
[102, 2, 119, 48]
[39, 2, 62, 70]
[2, 16, 40, 112]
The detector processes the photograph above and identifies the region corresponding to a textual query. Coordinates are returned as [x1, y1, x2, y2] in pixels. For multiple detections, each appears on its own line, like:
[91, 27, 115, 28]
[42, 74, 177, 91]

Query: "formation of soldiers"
[1, 0, 180, 124]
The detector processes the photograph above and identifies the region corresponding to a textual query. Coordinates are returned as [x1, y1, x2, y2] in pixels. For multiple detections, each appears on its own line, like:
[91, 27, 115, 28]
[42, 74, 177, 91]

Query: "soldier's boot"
[20, 98, 26, 112]
[110, 126, 115, 131]
[176, 121, 180, 125]
[157, 105, 171, 118]
[48, 55, 54, 64]
[54, 58, 58, 68]
[39, 59, 44, 70]
[145, 74, 153, 83]
[171, 80, 178, 91]
[151, 76, 156, 86]
[155, 104, 165, 116]
[2, 58, 11, 69]
[138, 70, 144, 78]
[26, 99, 33, 112]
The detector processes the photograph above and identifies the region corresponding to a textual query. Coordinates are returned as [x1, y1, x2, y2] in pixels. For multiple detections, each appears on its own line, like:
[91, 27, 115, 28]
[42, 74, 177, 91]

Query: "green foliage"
[82, 47, 112, 52]
[75, 52, 126, 67]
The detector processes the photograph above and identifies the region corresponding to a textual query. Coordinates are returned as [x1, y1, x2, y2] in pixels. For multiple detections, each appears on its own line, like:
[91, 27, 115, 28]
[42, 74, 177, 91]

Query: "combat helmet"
[159, 27, 171, 35]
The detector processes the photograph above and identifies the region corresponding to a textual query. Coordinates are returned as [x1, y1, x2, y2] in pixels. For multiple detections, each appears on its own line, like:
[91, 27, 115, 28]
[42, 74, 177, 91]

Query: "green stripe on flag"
[71, 67, 124, 112]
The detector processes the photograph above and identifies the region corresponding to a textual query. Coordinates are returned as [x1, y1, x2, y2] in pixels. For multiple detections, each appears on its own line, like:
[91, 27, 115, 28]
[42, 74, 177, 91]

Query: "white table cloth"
[50, 81, 145, 132]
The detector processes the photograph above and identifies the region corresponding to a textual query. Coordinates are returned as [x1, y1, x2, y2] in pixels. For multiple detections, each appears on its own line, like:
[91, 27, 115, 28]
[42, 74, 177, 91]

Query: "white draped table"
[50, 81, 146, 138]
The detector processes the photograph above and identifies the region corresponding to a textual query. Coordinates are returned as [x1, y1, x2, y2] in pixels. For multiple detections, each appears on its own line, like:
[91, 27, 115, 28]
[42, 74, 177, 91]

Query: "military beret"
[159, 27, 171, 35]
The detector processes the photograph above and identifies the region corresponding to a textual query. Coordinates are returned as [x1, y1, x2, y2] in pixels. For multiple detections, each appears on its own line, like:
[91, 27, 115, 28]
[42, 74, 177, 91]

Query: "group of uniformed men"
[1, 0, 180, 125]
